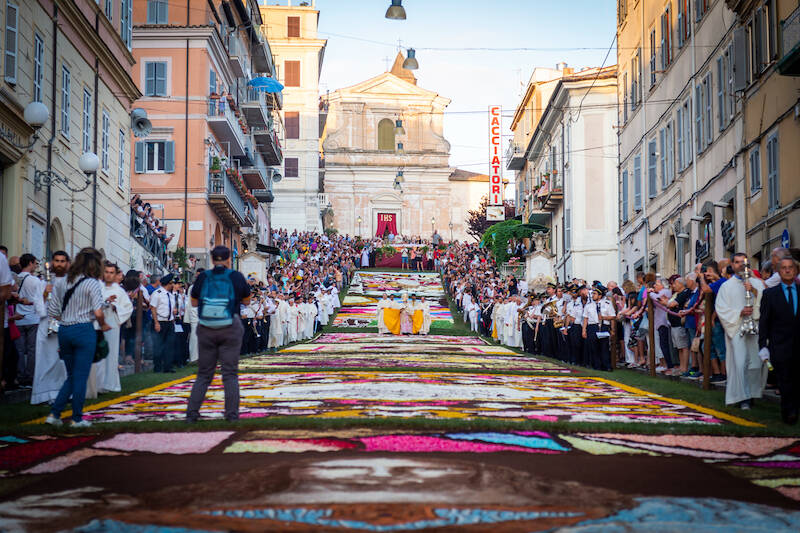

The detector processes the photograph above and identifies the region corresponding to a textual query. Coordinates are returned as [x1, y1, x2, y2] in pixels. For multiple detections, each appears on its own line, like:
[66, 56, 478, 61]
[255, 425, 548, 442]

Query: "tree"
[465, 195, 516, 242]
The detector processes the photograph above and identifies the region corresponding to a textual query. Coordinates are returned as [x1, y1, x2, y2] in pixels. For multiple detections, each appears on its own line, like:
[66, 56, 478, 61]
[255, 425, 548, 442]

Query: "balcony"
[208, 169, 254, 227]
[777, 4, 800, 76]
[129, 210, 169, 271]
[226, 33, 249, 78]
[241, 87, 271, 129]
[251, 25, 273, 74]
[505, 142, 525, 170]
[238, 144, 270, 190]
[207, 98, 246, 157]
[535, 173, 564, 211]
[253, 125, 283, 165]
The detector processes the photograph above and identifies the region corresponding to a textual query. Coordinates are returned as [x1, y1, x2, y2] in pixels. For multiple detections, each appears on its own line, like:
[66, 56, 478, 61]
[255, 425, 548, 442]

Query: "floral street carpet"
[331, 301, 454, 328]
[278, 343, 517, 355]
[239, 352, 572, 373]
[311, 333, 488, 345]
[36, 372, 757, 426]
[3, 431, 800, 532]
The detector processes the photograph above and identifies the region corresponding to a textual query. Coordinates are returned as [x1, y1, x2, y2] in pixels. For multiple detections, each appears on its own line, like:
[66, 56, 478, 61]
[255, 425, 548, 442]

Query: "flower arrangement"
[210, 156, 222, 173]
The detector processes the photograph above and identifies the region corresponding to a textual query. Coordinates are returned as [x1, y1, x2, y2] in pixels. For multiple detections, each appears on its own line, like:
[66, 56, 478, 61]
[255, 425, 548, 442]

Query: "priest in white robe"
[503, 298, 522, 348]
[715, 254, 768, 408]
[304, 298, 317, 339]
[377, 295, 391, 334]
[96, 267, 133, 394]
[286, 297, 300, 343]
[268, 295, 285, 349]
[316, 289, 329, 326]
[32, 257, 67, 405]
[420, 298, 432, 335]
[185, 280, 199, 362]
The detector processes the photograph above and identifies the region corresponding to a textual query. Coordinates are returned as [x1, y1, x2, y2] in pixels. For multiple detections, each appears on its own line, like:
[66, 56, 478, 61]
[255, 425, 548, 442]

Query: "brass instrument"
[44, 262, 59, 336]
[542, 300, 565, 328]
[739, 258, 759, 337]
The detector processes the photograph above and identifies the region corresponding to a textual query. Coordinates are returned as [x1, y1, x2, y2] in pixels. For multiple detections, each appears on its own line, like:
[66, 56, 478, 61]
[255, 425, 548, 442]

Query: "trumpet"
[542, 300, 565, 328]
[739, 258, 758, 337]
[44, 262, 59, 336]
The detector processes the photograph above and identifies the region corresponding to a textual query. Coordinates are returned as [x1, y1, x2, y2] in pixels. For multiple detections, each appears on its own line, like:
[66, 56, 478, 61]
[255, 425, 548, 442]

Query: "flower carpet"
[278, 342, 516, 355]
[312, 333, 488, 344]
[36, 371, 756, 426]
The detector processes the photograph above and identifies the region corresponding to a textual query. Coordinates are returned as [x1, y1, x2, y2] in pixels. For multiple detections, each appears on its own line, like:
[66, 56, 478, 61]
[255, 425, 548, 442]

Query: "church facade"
[321, 54, 486, 241]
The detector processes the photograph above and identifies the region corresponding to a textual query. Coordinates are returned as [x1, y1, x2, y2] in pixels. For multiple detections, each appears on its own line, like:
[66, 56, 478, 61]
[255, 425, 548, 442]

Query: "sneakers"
[44, 414, 63, 427]
[740, 400, 752, 410]
[655, 365, 667, 373]
[709, 374, 727, 384]
[71, 419, 92, 428]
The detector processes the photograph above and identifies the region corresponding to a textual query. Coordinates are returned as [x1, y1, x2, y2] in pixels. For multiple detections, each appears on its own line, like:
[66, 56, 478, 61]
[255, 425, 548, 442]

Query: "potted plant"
[210, 156, 222, 174]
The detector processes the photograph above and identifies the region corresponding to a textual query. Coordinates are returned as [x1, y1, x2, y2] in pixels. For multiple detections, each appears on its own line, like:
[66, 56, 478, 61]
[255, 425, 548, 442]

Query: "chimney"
[556, 62, 568, 71]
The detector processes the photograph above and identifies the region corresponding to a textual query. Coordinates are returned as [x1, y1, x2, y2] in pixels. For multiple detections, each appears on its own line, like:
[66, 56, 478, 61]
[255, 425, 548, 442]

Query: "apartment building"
[259, 0, 327, 232]
[517, 66, 619, 283]
[617, 0, 746, 279]
[0, 0, 139, 266]
[131, 0, 281, 271]
[726, 0, 800, 262]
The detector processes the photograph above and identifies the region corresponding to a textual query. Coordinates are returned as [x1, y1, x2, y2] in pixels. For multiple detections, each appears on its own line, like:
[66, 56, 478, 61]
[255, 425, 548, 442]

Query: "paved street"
[2, 271, 800, 532]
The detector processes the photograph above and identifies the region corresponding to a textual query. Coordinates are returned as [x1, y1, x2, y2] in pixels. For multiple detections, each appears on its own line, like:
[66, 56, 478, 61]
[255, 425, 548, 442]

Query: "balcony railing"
[778, 4, 800, 76]
[226, 33, 249, 78]
[208, 170, 254, 227]
[207, 98, 246, 157]
[239, 144, 270, 189]
[252, 124, 283, 165]
[129, 209, 169, 269]
[505, 142, 525, 170]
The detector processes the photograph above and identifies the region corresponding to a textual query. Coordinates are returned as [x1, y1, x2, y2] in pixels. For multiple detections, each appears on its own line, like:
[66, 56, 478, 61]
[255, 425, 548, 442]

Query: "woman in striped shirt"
[45, 248, 109, 428]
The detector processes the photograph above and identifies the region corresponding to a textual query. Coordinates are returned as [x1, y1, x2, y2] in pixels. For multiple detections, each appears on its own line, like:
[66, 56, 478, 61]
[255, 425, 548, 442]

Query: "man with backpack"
[186, 246, 250, 422]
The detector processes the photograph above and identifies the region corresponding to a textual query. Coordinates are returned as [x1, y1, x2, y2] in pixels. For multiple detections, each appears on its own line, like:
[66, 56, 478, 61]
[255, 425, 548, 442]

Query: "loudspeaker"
[130, 108, 152, 138]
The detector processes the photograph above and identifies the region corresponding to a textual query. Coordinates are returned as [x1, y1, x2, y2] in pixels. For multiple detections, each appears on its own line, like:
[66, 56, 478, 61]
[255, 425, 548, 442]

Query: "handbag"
[61, 277, 109, 362]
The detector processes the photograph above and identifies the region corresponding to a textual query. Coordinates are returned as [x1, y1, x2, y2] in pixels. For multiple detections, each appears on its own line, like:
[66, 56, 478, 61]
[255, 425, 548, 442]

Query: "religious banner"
[375, 212, 398, 237]
[488, 105, 503, 206]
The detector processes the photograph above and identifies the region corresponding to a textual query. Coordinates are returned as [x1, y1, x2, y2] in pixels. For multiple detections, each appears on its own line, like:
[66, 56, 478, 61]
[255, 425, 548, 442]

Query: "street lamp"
[385, 0, 406, 20]
[394, 119, 405, 136]
[431, 216, 435, 234]
[0, 101, 49, 149]
[34, 152, 99, 193]
[357, 215, 362, 236]
[448, 221, 453, 241]
[403, 48, 419, 70]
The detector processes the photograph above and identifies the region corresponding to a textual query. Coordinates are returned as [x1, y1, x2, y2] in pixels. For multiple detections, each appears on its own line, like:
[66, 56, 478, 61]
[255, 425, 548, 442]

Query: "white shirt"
[150, 287, 174, 321]
[0, 253, 13, 328]
[568, 299, 585, 324]
[16, 272, 45, 325]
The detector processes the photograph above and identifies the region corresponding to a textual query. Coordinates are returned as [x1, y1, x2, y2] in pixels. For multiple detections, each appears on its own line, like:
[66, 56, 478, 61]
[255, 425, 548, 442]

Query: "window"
[622, 72, 628, 122]
[703, 72, 713, 147]
[717, 56, 726, 130]
[682, 99, 691, 165]
[284, 157, 299, 178]
[104, 0, 113, 21]
[660, 6, 672, 70]
[633, 153, 642, 211]
[121, 0, 133, 49]
[135, 140, 174, 173]
[377, 118, 395, 151]
[726, 43, 735, 121]
[209, 69, 217, 95]
[695, 83, 703, 153]
[749, 146, 761, 191]
[677, 0, 690, 48]
[5, 3, 18, 84]
[621, 169, 629, 223]
[61, 66, 71, 137]
[649, 29, 657, 88]
[665, 120, 674, 184]
[659, 128, 667, 190]
[82, 89, 92, 153]
[754, 7, 764, 74]
[647, 139, 657, 198]
[101, 111, 110, 171]
[766, 133, 779, 212]
[631, 49, 641, 110]
[676, 106, 684, 169]
[285, 112, 299, 139]
[695, 0, 709, 21]
[33, 34, 44, 103]
[565, 208, 571, 250]
[618, 0, 627, 25]
[764, 0, 777, 63]
[147, 0, 168, 24]
[144, 62, 167, 96]
[284, 60, 300, 87]
[287, 16, 300, 38]
[118, 130, 125, 190]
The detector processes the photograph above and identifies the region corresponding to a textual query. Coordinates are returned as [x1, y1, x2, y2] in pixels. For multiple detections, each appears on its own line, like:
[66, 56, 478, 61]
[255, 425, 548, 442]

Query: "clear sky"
[312, 0, 618, 171]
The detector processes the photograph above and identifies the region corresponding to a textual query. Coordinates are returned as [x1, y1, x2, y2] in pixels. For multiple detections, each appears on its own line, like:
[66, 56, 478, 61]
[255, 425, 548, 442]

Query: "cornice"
[56, 0, 140, 103]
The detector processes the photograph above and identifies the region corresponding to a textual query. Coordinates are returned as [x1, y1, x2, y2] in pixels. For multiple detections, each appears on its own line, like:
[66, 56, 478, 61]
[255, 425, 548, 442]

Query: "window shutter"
[695, 84, 703, 152]
[767, 136, 779, 210]
[659, 129, 666, 189]
[634, 154, 642, 210]
[288, 16, 300, 38]
[285, 157, 299, 177]
[565, 208, 571, 250]
[733, 26, 747, 91]
[5, 3, 18, 83]
[164, 141, 175, 173]
[648, 140, 657, 198]
[285, 112, 300, 139]
[158, 0, 168, 24]
[135, 141, 145, 173]
[285, 61, 300, 87]
[622, 170, 629, 223]
[145, 63, 155, 96]
[156, 63, 166, 96]
[705, 74, 713, 145]
[666, 122, 674, 183]
[147, 0, 156, 23]
[676, 108, 683, 169]
[717, 58, 725, 130]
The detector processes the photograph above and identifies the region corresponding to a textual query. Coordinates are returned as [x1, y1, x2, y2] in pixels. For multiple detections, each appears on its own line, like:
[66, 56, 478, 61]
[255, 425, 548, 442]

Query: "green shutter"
[164, 141, 175, 173]
[135, 141, 144, 173]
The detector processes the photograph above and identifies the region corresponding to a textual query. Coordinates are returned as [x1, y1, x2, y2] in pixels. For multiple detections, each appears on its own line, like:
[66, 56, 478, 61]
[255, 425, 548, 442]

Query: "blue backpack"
[198, 268, 235, 328]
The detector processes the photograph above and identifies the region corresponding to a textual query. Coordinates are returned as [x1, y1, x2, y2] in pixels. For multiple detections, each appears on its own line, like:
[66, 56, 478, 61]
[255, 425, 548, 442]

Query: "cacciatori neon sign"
[488, 105, 503, 206]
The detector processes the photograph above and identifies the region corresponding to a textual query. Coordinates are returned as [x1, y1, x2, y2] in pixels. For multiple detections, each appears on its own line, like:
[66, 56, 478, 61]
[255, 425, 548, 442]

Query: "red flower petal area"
[0, 436, 95, 471]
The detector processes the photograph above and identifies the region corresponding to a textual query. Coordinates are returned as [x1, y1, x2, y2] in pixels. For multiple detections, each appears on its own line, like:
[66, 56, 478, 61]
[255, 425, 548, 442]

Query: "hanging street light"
[396, 142, 405, 155]
[34, 152, 98, 193]
[0, 101, 49, 150]
[430, 216, 435, 233]
[385, 0, 406, 20]
[396, 170, 404, 182]
[448, 221, 454, 241]
[394, 119, 405, 136]
[402, 48, 419, 70]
